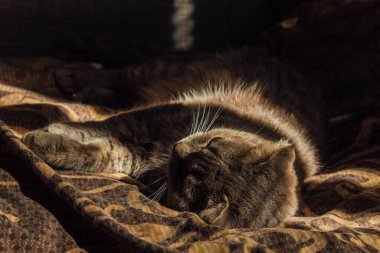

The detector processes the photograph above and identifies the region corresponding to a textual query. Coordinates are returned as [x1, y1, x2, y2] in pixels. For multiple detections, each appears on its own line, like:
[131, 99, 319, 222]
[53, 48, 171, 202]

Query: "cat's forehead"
[207, 128, 260, 140]
[184, 128, 235, 141]
[186, 128, 266, 144]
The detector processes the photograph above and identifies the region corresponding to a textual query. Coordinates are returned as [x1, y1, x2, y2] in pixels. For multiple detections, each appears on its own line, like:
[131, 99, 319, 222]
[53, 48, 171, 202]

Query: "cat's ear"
[269, 141, 296, 170]
[199, 195, 229, 226]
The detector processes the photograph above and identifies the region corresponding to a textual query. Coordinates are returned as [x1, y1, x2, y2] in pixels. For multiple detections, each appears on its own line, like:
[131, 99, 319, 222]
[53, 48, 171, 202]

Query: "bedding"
[1, 0, 380, 252]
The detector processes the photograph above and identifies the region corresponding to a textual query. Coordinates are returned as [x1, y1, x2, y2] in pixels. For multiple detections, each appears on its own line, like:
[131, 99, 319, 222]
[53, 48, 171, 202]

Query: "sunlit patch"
[80, 182, 125, 194]
[172, 0, 194, 51]
[280, 17, 299, 29]
[0, 210, 19, 223]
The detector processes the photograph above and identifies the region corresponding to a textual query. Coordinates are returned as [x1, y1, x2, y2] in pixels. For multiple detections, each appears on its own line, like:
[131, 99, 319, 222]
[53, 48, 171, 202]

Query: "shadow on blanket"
[1, 61, 380, 253]
[1, 0, 380, 252]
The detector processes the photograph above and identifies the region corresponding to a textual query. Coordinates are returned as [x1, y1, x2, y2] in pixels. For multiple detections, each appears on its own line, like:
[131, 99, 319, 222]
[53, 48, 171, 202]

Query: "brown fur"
[23, 48, 327, 228]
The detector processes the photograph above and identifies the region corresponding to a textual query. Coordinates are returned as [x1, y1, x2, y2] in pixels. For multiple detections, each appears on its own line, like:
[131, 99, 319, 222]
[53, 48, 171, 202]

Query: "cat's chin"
[165, 169, 298, 229]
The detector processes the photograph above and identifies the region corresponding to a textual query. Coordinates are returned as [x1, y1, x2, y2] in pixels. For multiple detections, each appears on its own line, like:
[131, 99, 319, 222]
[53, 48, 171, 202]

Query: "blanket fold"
[1, 0, 380, 252]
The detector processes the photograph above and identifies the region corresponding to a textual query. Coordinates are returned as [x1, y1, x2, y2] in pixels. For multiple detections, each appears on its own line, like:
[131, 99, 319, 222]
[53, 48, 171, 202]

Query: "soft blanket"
[1, 0, 380, 252]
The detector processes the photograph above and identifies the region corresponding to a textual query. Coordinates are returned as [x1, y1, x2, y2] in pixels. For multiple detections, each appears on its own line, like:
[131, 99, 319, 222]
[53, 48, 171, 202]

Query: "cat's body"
[23, 48, 327, 228]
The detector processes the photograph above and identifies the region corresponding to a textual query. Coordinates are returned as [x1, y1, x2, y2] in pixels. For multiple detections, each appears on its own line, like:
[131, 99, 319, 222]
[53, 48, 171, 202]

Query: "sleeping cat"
[22, 48, 327, 229]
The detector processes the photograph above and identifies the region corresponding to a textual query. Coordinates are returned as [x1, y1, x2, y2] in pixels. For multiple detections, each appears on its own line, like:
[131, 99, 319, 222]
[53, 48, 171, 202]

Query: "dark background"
[0, 0, 296, 65]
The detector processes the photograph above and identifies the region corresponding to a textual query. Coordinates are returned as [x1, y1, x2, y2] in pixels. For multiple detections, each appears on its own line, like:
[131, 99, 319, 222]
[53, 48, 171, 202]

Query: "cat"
[22, 48, 327, 229]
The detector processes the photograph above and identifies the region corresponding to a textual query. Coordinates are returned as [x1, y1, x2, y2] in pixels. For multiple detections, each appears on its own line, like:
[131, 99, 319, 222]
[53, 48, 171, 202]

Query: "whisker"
[205, 107, 222, 132]
[200, 107, 211, 132]
[149, 181, 167, 202]
[197, 107, 206, 132]
[155, 183, 167, 201]
[135, 166, 166, 179]
[139, 176, 166, 189]
[197, 105, 203, 133]
[147, 187, 162, 200]
[190, 110, 196, 135]
[191, 106, 201, 135]
[148, 181, 166, 199]
[255, 127, 264, 135]
[126, 182, 167, 206]
[190, 106, 199, 135]
[196, 106, 207, 133]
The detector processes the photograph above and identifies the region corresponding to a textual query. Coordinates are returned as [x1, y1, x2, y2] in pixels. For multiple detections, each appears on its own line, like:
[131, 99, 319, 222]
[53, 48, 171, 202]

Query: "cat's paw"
[54, 63, 103, 95]
[22, 123, 130, 173]
[22, 123, 98, 169]
[54, 63, 125, 107]
[22, 126, 99, 171]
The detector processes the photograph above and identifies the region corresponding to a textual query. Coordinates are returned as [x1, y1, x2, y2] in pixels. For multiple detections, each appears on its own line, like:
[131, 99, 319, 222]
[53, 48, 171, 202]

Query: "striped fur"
[23, 48, 327, 228]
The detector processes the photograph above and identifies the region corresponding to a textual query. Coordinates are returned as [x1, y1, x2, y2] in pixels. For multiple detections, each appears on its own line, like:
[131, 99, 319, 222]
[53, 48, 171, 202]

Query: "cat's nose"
[173, 141, 194, 159]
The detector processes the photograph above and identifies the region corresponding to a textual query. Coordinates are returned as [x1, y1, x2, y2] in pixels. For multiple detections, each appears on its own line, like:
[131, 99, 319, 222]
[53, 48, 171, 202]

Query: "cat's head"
[166, 128, 298, 228]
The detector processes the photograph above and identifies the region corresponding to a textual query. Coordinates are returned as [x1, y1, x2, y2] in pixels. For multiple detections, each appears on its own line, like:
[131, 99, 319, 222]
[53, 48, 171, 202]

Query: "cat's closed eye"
[203, 136, 223, 148]
[202, 137, 224, 156]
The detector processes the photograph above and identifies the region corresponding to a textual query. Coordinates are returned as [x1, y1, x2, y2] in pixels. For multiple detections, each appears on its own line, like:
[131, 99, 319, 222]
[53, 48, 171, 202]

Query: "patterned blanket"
[1, 0, 380, 252]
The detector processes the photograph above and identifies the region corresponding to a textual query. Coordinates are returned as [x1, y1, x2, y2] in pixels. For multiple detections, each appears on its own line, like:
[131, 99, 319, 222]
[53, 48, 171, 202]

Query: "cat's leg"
[54, 63, 133, 106]
[22, 122, 136, 174]
[53, 56, 208, 107]
[54, 49, 281, 108]
[21, 107, 182, 177]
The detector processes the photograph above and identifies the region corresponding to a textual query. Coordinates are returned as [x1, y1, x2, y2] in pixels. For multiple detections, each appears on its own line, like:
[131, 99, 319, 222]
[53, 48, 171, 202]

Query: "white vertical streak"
[172, 0, 194, 51]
